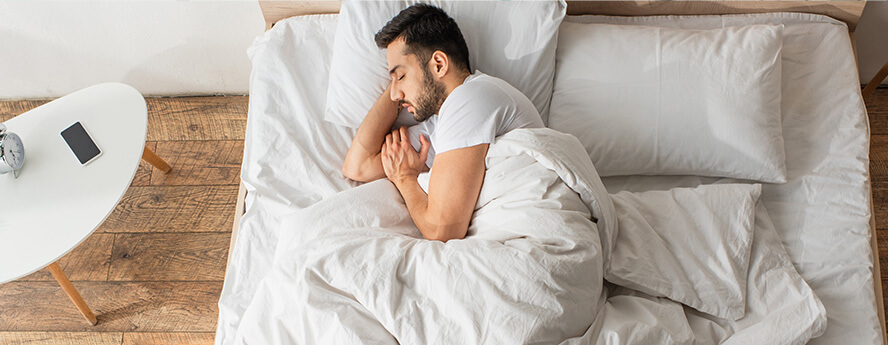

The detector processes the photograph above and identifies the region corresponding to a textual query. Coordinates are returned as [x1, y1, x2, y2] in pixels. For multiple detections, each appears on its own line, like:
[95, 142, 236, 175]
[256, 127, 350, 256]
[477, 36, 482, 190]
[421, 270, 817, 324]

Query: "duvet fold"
[230, 128, 824, 345]
[234, 128, 612, 344]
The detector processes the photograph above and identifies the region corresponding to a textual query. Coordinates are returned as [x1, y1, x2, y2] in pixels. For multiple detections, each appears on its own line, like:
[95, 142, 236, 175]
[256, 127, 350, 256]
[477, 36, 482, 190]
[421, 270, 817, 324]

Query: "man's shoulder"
[450, 72, 525, 107]
[462, 73, 517, 95]
[439, 71, 542, 130]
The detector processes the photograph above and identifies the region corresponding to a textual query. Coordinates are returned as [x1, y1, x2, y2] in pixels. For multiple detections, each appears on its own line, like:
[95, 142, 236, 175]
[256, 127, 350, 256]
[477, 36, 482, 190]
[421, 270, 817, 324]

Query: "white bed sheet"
[216, 12, 880, 345]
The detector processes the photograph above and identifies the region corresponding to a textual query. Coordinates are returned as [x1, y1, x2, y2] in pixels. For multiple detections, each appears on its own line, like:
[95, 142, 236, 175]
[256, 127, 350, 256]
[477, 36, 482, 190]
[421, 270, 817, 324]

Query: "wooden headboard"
[258, 1, 867, 32]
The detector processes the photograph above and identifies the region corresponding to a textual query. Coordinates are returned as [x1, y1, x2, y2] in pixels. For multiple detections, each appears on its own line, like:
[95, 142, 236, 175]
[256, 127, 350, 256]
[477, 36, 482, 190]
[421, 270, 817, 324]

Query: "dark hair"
[374, 3, 471, 73]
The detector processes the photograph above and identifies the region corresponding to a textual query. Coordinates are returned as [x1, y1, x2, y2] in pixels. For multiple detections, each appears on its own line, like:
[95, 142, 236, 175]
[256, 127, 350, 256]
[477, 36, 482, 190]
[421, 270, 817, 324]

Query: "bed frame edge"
[228, 180, 247, 269]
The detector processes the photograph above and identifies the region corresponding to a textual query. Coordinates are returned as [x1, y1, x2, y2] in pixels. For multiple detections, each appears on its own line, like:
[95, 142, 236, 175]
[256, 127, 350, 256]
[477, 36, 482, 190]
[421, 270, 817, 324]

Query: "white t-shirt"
[407, 70, 544, 168]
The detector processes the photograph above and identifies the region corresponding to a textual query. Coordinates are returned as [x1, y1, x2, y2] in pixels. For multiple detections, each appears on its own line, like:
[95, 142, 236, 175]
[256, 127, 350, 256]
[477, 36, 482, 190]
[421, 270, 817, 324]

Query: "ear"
[429, 51, 449, 79]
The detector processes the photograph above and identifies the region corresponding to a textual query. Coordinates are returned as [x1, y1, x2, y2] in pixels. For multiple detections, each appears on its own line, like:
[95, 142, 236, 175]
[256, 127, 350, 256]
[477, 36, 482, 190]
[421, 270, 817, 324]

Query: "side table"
[0, 83, 170, 325]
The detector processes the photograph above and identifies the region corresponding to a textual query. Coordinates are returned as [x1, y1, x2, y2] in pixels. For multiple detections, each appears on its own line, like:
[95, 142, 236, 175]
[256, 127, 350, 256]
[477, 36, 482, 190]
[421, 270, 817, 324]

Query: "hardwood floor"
[0, 96, 246, 345]
[0, 89, 886, 343]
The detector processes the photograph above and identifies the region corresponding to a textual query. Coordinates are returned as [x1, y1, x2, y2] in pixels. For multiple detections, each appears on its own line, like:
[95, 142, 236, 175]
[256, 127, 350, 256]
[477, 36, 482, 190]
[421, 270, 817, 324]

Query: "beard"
[408, 68, 447, 122]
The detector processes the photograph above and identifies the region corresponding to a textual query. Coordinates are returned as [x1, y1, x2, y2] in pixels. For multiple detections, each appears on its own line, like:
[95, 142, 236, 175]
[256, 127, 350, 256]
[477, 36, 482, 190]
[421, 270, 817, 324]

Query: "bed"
[218, 1, 884, 344]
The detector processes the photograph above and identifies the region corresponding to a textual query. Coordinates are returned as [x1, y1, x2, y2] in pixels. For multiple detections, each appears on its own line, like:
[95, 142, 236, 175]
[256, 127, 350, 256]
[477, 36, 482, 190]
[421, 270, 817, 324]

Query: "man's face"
[387, 39, 447, 122]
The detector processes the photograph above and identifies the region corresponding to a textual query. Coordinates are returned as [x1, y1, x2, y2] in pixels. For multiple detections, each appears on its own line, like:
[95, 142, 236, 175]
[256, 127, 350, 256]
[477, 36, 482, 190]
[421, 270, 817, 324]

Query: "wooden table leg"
[47, 262, 98, 326]
[142, 144, 172, 173]
[863, 59, 888, 102]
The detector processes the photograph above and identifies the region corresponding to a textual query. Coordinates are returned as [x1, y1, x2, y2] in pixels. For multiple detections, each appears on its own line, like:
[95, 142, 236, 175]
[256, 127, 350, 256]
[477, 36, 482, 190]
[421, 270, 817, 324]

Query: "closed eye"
[398, 75, 405, 81]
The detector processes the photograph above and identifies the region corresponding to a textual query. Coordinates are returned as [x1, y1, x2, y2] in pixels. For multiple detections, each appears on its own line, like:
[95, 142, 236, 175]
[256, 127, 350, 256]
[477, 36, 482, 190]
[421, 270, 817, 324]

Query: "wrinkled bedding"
[230, 129, 825, 344]
[216, 11, 881, 345]
[234, 128, 612, 344]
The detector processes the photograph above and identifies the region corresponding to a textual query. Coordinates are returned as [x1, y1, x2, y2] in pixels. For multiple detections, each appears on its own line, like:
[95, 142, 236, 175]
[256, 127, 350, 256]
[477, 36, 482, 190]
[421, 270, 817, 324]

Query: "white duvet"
[234, 128, 612, 344]
[231, 128, 824, 344]
[218, 11, 881, 345]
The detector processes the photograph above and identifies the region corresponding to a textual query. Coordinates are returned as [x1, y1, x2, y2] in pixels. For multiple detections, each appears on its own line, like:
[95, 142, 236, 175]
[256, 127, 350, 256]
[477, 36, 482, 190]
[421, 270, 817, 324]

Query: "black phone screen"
[61, 122, 101, 164]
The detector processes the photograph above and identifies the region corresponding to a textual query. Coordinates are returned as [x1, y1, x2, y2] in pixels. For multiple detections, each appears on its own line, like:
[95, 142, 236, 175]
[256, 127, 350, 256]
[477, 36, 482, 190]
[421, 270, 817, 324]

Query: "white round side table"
[0, 83, 171, 325]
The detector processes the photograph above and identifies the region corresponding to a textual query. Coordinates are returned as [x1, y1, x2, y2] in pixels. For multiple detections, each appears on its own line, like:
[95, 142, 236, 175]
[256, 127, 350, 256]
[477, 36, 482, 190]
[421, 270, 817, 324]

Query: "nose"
[390, 81, 404, 102]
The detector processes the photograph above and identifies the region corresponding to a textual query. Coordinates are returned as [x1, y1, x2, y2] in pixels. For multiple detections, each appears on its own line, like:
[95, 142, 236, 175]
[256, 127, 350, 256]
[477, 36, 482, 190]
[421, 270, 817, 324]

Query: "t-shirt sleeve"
[433, 83, 506, 154]
[407, 121, 435, 168]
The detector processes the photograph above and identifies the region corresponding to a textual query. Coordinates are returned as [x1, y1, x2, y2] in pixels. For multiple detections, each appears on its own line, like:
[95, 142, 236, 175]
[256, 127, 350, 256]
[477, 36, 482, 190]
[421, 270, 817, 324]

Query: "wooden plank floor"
[0, 89, 887, 343]
[0, 96, 246, 345]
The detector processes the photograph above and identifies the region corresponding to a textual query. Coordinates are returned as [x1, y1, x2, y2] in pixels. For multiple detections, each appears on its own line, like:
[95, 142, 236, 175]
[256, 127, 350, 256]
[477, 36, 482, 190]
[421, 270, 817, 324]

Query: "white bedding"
[575, 13, 879, 345]
[235, 128, 612, 344]
[232, 127, 824, 344]
[216, 12, 880, 345]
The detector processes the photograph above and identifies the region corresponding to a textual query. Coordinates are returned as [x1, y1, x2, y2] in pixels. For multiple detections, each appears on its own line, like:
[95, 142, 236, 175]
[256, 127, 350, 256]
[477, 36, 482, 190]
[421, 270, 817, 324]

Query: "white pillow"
[550, 23, 786, 183]
[325, 0, 566, 128]
[607, 183, 761, 320]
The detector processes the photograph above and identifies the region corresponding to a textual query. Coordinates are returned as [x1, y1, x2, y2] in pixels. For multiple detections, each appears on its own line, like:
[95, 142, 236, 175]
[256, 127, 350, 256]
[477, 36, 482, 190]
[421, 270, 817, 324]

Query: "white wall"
[0, 1, 885, 100]
[0, 0, 264, 99]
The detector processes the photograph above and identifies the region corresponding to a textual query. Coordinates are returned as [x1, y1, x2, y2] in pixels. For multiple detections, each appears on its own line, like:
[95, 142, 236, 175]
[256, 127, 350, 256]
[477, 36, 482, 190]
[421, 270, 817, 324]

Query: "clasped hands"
[381, 126, 430, 187]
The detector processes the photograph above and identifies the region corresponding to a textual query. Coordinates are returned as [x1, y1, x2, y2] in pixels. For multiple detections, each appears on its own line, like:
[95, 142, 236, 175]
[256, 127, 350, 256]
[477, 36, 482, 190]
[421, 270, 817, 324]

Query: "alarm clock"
[0, 123, 25, 176]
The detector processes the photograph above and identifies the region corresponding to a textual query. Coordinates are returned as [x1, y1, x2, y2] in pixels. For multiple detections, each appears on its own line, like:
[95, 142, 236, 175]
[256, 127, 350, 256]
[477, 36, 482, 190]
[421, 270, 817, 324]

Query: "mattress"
[216, 12, 880, 344]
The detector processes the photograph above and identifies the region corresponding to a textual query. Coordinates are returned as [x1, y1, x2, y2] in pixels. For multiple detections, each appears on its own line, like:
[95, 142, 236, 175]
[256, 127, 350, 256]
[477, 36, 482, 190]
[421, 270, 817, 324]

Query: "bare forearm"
[354, 96, 399, 154]
[383, 145, 486, 243]
[396, 178, 431, 231]
[395, 178, 466, 242]
[343, 86, 399, 181]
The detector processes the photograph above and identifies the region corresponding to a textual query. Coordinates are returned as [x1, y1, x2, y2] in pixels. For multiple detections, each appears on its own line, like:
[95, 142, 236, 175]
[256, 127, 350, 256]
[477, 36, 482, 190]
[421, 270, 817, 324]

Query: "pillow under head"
[550, 22, 787, 183]
[325, 0, 566, 128]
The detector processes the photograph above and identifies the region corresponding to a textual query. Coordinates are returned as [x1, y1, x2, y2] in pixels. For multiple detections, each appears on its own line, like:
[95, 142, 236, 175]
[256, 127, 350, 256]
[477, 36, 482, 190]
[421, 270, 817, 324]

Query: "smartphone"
[61, 122, 102, 165]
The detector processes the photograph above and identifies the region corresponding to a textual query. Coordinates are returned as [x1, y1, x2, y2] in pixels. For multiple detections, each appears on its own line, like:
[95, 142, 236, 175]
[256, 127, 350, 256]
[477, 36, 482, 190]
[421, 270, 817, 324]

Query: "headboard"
[257, 1, 867, 32]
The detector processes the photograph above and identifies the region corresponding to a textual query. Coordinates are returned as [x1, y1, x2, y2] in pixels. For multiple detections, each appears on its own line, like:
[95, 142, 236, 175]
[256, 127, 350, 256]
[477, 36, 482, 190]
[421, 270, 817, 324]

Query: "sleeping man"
[341, 3, 544, 242]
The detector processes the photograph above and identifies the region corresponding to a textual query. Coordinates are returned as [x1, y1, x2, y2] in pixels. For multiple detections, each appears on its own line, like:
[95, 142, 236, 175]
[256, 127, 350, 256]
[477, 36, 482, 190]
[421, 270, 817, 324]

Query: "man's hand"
[381, 126, 430, 187]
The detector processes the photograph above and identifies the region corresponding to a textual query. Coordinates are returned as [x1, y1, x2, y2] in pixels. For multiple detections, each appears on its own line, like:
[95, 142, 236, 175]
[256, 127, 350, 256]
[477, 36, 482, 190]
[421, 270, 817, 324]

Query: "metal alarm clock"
[0, 123, 25, 177]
